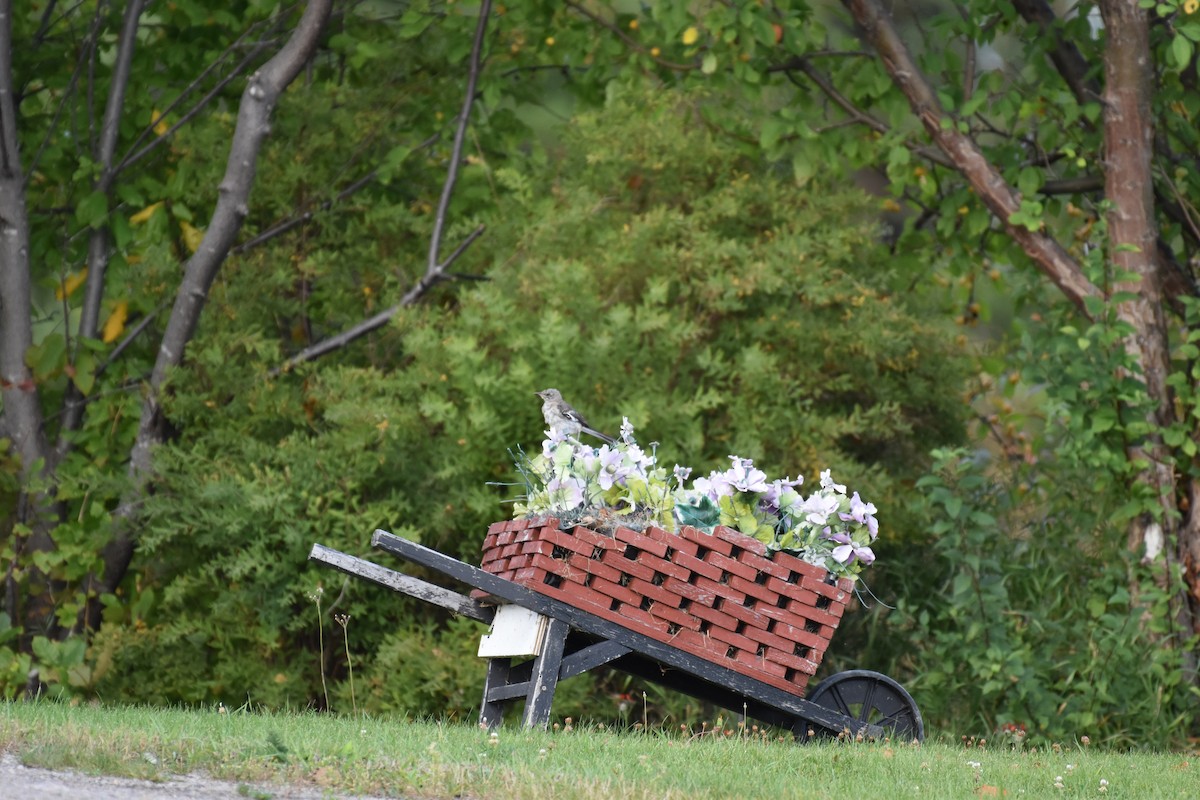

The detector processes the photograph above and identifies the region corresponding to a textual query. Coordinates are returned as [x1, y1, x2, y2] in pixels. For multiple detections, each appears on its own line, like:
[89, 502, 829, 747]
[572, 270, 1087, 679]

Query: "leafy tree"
[1, 0, 333, 688]
[519, 0, 1200, 728]
[90, 86, 967, 713]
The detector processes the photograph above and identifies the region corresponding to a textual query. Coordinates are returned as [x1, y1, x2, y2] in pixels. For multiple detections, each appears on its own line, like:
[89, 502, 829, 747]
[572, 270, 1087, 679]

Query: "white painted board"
[477, 604, 550, 658]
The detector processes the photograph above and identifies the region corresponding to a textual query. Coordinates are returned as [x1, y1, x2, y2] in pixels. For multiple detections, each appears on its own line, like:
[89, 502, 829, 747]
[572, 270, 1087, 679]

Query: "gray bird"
[535, 388, 615, 444]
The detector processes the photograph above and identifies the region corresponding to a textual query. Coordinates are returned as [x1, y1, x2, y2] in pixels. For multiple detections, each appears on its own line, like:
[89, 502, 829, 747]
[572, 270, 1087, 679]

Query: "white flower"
[819, 469, 847, 493]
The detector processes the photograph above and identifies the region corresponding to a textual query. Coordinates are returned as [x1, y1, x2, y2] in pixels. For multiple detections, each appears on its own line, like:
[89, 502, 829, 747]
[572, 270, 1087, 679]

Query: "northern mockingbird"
[535, 388, 615, 444]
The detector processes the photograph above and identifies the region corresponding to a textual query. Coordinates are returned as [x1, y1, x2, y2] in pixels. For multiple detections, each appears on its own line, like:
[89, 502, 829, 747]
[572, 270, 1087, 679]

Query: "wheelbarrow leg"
[479, 657, 513, 730]
[521, 616, 569, 729]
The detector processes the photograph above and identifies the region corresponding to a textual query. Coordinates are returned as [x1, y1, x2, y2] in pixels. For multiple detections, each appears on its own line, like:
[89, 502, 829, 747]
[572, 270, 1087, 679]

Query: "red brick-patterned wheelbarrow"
[309, 518, 923, 741]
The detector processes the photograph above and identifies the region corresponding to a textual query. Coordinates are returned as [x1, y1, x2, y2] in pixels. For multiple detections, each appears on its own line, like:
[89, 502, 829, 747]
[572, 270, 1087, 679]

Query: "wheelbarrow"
[309, 519, 923, 741]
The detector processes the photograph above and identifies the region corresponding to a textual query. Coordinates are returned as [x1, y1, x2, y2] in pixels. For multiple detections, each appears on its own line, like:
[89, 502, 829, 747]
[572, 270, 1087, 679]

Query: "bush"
[90, 87, 966, 714]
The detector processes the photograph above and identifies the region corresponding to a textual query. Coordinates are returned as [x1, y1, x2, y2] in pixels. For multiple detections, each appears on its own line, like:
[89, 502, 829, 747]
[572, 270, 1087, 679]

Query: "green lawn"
[0, 701, 1191, 799]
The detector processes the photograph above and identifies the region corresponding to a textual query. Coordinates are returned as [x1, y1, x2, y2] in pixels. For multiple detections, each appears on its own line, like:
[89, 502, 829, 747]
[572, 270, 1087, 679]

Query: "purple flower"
[541, 429, 570, 456]
[832, 543, 876, 565]
[673, 464, 692, 485]
[595, 445, 632, 490]
[839, 491, 879, 538]
[762, 476, 803, 514]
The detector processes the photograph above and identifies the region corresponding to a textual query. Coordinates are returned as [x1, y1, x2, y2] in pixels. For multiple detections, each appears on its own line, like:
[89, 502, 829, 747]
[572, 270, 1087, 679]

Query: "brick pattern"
[473, 518, 853, 698]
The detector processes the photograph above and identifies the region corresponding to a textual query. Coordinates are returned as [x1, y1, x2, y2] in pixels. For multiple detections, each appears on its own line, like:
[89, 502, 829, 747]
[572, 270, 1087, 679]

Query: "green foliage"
[891, 448, 1194, 749]
[84, 86, 964, 712]
[354, 615, 597, 721]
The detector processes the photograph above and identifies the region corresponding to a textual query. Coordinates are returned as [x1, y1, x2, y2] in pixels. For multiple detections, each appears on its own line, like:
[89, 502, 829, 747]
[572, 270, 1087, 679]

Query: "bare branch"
[114, 22, 280, 176]
[776, 56, 955, 170]
[96, 299, 170, 377]
[270, 3, 496, 375]
[1010, 0, 1102, 104]
[31, 0, 61, 48]
[270, 224, 485, 375]
[232, 132, 438, 256]
[130, 0, 333, 474]
[77, 0, 335, 627]
[840, 0, 1103, 316]
[1040, 175, 1104, 194]
[428, 0, 492, 272]
[954, 5, 976, 104]
[56, 0, 146, 464]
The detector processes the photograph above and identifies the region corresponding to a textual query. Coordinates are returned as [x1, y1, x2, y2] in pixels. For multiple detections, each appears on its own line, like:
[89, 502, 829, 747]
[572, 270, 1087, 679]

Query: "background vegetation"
[2, 0, 1198, 751]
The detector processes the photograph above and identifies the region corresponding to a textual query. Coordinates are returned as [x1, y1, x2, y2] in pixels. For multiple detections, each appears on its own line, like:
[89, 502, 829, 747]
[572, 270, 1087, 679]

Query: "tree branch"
[840, 0, 1103, 317]
[775, 55, 956, 170]
[1011, 0, 1198, 303]
[56, 0, 146, 465]
[232, 132, 439, 256]
[1010, 0, 1102, 104]
[427, 0, 492, 272]
[114, 21, 281, 177]
[25, 5, 103, 181]
[1040, 175, 1104, 194]
[271, 3, 495, 375]
[1, 0, 58, 646]
[80, 0, 334, 625]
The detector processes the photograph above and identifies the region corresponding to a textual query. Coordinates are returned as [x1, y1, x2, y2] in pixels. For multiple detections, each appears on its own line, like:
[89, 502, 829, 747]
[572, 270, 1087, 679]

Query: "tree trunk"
[1098, 0, 1199, 678]
[840, 0, 1199, 685]
[1096, 0, 1175, 552]
[0, 0, 58, 644]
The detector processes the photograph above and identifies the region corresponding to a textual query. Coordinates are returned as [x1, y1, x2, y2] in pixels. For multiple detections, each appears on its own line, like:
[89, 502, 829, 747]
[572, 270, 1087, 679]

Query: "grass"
[0, 701, 1193, 799]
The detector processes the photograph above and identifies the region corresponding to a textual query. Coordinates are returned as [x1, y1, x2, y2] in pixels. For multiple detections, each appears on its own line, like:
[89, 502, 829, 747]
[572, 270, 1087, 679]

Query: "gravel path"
[0, 753, 397, 799]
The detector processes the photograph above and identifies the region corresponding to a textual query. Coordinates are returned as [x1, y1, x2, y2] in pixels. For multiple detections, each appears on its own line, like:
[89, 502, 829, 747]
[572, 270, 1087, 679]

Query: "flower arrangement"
[512, 420, 879, 581]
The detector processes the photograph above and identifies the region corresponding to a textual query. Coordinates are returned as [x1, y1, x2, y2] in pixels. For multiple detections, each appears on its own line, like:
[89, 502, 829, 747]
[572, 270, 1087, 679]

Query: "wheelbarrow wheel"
[805, 669, 924, 742]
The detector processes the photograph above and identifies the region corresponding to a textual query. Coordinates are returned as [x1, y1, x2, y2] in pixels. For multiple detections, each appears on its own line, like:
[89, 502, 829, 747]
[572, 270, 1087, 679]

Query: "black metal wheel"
[806, 670, 924, 741]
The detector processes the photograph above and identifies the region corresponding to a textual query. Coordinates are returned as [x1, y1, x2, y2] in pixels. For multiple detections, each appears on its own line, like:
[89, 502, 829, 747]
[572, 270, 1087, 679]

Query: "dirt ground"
[0, 752, 399, 799]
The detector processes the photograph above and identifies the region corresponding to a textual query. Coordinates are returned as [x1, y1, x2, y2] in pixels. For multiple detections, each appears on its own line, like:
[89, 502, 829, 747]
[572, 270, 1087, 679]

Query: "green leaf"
[111, 212, 133, 250]
[1171, 35, 1194, 71]
[1163, 426, 1186, 447]
[27, 333, 66, 379]
[72, 348, 97, 395]
[944, 495, 963, 519]
[760, 118, 788, 151]
[791, 152, 814, 186]
[1016, 166, 1041, 197]
[378, 145, 414, 184]
[1092, 409, 1117, 433]
[75, 191, 109, 229]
